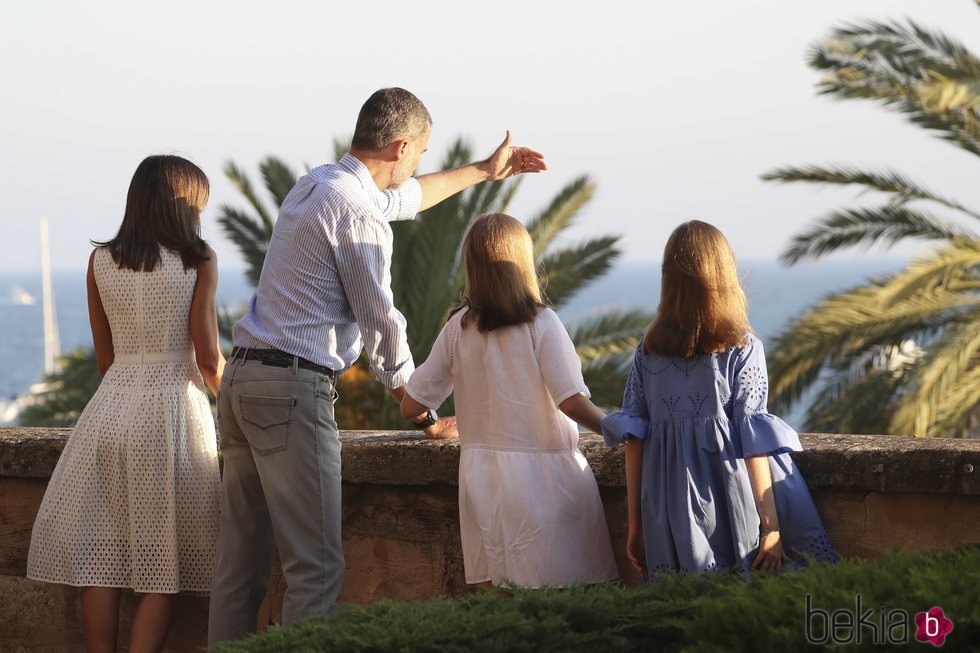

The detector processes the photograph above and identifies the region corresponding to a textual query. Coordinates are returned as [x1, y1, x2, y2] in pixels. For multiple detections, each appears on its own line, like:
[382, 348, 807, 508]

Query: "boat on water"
[4, 284, 37, 305]
[1, 218, 59, 425]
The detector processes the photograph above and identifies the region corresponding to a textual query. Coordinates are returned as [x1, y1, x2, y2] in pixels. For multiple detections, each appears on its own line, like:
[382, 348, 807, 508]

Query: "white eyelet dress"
[27, 246, 220, 593]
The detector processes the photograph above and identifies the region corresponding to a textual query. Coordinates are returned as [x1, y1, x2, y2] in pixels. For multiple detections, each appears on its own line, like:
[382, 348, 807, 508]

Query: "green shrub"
[217, 546, 979, 653]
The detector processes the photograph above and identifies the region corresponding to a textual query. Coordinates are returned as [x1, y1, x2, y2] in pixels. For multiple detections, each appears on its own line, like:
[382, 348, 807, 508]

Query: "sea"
[0, 259, 906, 427]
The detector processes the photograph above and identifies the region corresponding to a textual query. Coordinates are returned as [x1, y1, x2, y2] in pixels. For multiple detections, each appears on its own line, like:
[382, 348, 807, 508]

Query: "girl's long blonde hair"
[644, 220, 751, 358]
[454, 213, 545, 331]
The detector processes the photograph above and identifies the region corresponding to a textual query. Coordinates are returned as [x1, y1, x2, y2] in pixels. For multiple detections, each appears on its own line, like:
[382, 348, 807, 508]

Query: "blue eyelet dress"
[602, 335, 836, 577]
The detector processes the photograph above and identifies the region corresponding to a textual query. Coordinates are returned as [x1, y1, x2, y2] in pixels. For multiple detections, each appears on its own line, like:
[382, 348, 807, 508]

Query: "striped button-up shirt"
[234, 153, 423, 388]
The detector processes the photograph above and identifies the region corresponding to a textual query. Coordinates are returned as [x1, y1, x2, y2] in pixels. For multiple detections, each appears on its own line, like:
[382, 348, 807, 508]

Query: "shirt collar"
[338, 153, 381, 192]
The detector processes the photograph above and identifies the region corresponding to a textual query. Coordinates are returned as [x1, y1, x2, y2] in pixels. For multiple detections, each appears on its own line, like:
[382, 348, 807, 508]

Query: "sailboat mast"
[40, 217, 60, 375]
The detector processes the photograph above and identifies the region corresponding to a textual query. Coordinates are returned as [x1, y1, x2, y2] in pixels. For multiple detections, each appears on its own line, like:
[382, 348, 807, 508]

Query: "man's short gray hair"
[351, 88, 432, 152]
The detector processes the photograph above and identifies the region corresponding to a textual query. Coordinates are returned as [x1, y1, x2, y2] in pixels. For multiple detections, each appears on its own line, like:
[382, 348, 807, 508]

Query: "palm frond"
[17, 347, 101, 427]
[767, 279, 979, 413]
[333, 135, 351, 163]
[804, 365, 901, 435]
[218, 305, 244, 350]
[809, 19, 980, 156]
[216, 205, 273, 285]
[526, 177, 595, 259]
[889, 310, 980, 436]
[931, 364, 980, 437]
[567, 309, 651, 365]
[876, 238, 980, 303]
[259, 156, 299, 210]
[761, 165, 980, 220]
[779, 205, 976, 264]
[538, 237, 621, 308]
[581, 359, 636, 410]
[223, 161, 272, 229]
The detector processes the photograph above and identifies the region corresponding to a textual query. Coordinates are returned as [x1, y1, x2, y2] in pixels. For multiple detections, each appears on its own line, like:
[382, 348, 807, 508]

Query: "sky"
[2, 0, 979, 273]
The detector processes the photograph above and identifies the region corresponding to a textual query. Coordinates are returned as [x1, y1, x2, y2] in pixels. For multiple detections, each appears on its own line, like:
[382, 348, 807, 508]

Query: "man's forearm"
[416, 162, 490, 212]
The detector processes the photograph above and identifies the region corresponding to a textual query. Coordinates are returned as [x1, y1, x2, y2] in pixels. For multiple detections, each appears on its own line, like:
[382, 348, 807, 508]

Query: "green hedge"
[218, 547, 979, 652]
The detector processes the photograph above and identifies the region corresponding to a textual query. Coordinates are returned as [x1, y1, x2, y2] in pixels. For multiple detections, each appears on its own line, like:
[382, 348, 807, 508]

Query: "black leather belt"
[230, 347, 336, 379]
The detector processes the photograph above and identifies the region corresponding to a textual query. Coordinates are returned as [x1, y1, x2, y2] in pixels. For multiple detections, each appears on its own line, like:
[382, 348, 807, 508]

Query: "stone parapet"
[1, 427, 978, 652]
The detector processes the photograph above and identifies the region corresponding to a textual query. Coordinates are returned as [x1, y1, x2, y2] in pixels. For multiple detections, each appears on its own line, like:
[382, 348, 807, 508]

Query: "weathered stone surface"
[6, 428, 979, 495]
[2, 426, 978, 651]
[794, 433, 980, 495]
[812, 488, 980, 559]
[0, 478, 47, 576]
[0, 428, 72, 479]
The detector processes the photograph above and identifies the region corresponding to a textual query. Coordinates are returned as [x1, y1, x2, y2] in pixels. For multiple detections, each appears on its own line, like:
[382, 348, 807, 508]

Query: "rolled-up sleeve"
[334, 216, 415, 388]
[379, 177, 422, 222]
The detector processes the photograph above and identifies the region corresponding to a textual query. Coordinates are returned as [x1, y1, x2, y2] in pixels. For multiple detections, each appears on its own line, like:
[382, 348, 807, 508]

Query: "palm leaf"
[259, 156, 299, 209]
[761, 165, 980, 220]
[333, 135, 351, 163]
[805, 365, 902, 435]
[809, 19, 980, 156]
[779, 205, 976, 264]
[567, 309, 651, 366]
[767, 278, 979, 413]
[216, 206, 273, 285]
[889, 310, 980, 436]
[525, 177, 595, 259]
[582, 359, 641, 410]
[223, 162, 273, 229]
[931, 364, 980, 437]
[876, 239, 980, 303]
[538, 237, 621, 307]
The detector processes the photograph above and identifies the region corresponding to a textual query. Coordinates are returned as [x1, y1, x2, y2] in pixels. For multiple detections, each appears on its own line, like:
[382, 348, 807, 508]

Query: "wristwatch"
[412, 408, 438, 429]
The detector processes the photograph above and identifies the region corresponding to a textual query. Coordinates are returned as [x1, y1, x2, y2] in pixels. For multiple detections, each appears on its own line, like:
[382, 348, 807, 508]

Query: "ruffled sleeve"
[732, 336, 802, 457]
[601, 345, 651, 447]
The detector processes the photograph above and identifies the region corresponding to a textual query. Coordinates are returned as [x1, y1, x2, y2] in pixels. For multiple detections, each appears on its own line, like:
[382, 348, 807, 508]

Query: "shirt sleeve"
[731, 335, 802, 457]
[379, 177, 422, 222]
[406, 317, 457, 409]
[334, 216, 415, 389]
[536, 309, 590, 406]
[600, 344, 651, 446]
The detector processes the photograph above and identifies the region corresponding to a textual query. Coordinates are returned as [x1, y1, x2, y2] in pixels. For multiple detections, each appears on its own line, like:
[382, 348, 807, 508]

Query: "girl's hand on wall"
[627, 524, 647, 579]
[751, 531, 790, 573]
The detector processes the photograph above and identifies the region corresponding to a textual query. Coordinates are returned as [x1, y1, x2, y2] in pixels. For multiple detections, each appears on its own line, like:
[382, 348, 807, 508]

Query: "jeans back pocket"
[239, 394, 296, 454]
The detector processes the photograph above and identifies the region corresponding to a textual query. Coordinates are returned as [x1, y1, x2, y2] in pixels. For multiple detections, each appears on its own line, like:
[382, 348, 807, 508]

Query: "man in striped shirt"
[208, 88, 546, 646]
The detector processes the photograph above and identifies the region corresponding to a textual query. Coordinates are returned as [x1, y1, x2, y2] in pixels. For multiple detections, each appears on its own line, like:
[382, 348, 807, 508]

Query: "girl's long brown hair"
[453, 213, 545, 331]
[644, 220, 751, 358]
[95, 155, 210, 272]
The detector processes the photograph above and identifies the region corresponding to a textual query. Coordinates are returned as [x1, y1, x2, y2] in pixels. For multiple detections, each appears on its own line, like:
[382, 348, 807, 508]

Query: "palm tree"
[218, 138, 650, 428]
[17, 348, 102, 427]
[762, 11, 980, 438]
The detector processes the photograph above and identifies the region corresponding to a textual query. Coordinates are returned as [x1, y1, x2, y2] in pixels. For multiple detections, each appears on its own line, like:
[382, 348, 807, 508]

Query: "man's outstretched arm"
[416, 131, 546, 211]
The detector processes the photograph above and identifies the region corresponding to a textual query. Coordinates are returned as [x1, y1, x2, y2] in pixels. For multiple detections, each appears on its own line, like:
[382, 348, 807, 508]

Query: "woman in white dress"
[401, 213, 619, 588]
[27, 155, 224, 653]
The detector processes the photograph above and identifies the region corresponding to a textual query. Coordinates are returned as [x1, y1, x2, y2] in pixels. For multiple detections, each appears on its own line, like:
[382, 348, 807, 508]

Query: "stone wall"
[1, 428, 978, 652]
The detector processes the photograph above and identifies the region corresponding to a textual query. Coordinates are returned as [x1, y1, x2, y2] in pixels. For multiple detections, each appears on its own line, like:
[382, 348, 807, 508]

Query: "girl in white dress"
[401, 213, 619, 588]
[27, 155, 224, 653]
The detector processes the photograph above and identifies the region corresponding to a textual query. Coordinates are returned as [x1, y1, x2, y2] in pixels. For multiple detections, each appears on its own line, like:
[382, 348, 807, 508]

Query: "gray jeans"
[207, 355, 342, 648]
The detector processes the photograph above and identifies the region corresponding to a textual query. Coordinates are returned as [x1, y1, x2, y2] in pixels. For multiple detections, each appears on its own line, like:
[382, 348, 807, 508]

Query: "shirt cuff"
[375, 359, 416, 390]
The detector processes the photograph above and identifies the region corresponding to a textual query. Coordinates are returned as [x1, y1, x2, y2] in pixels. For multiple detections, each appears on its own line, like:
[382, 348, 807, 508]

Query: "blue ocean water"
[0, 259, 905, 424]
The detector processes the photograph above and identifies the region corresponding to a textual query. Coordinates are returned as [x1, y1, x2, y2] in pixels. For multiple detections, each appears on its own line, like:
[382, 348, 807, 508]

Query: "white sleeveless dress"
[27, 246, 220, 593]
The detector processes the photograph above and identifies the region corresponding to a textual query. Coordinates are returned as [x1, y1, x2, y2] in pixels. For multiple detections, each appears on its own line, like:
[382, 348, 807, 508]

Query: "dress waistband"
[114, 351, 195, 365]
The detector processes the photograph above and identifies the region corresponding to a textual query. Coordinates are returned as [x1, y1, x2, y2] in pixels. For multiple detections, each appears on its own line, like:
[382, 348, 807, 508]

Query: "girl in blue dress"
[602, 220, 836, 579]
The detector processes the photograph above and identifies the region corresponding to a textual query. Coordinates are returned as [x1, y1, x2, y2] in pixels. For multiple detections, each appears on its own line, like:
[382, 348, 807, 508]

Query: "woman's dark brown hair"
[95, 155, 210, 271]
[644, 220, 751, 358]
[453, 213, 545, 331]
